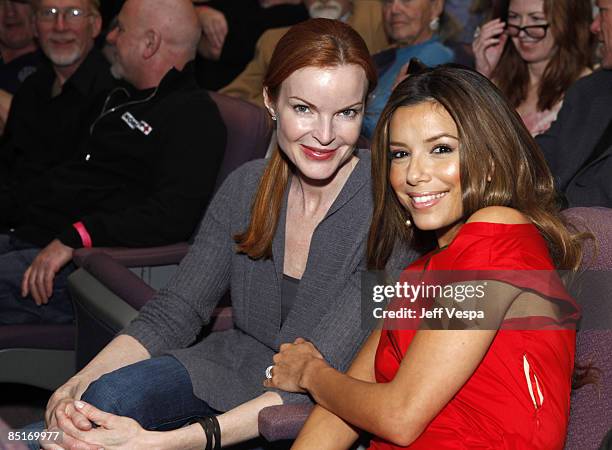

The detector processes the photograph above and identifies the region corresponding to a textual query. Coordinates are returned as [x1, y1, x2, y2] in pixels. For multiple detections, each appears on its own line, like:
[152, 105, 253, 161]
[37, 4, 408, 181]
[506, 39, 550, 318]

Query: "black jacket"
[14, 62, 226, 249]
[0, 49, 44, 95]
[536, 69, 612, 208]
[0, 49, 115, 221]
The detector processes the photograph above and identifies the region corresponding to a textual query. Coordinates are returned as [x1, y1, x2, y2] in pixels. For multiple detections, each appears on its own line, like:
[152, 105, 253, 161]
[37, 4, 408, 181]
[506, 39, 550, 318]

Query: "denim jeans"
[22, 356, 220, 450]
[0, 233, 75, 324]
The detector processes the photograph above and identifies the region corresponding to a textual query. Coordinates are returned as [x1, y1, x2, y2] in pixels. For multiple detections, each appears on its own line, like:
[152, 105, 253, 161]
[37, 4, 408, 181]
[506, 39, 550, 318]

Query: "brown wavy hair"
[234, 18, 377, 259]
[491, 0, 594, 111]
[368, 64, 586, 271]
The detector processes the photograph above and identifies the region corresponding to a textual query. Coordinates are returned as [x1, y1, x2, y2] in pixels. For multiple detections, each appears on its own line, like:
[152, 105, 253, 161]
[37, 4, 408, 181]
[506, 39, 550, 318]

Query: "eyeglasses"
[505, 23, 550, 40]
[35, 7, 91, 23]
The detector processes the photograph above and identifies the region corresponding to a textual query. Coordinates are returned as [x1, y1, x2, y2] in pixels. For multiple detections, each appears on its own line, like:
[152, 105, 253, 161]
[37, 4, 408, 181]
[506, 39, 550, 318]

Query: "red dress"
[370, 222, 578, 450]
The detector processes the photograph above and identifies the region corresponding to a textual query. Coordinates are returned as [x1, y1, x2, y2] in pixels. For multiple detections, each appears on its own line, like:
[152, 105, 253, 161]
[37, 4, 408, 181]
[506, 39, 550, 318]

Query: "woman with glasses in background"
[472, 0, 593, 136]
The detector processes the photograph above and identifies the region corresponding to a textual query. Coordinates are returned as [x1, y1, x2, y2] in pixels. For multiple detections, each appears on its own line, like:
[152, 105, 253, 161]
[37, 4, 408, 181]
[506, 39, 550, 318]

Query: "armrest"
[258, 404, 314, 442]
[77, 253, 236, 326]
[78, 252, 156, 310]
[73, 242, 190, 268]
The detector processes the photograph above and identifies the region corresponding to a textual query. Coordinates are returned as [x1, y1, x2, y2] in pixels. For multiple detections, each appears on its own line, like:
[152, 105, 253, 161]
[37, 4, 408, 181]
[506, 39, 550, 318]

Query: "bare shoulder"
[466, 206, 530, 225]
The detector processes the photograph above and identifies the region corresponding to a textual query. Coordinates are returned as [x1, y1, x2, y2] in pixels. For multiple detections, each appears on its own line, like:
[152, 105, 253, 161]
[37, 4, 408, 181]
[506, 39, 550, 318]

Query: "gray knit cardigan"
[123, 150, 412, 411]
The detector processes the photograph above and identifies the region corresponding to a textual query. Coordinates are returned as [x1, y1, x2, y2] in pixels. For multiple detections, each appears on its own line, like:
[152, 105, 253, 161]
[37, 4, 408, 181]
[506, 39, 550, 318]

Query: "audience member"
[0, 0, 225, 325]
[0, 0, 38, 93]
[473, 0, 594, 136]
[269, 64, 587, 449]
[446, 0, 496, 63]
[0, 0, 114, 220]
[361, 0, 455, 138]
[193, 0, 309, 89]
[21, 18, 416, 450]
[0, 0, 42, 132]
[535, 0, 612, 207]
[221, 0, 389, 107]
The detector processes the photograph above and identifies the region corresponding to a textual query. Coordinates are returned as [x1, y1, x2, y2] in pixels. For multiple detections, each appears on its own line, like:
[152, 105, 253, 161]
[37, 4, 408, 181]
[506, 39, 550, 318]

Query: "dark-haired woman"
[472, 0, 593, 135]
[24, 19, 408, 450]
[267, 64, 586, 449]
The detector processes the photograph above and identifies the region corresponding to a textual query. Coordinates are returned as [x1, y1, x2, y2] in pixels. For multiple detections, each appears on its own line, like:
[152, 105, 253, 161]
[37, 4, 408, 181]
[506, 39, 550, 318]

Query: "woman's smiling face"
[507, 0, 556, 65]
[266, 63, 367, 183]
[388, 101, 463, 247]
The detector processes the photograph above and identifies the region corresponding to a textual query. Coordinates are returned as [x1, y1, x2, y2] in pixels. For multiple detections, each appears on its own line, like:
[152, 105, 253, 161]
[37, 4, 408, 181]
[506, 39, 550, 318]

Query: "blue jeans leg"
[22, 356, 219, 450]
[80, 355, 220, 430]
[0, 234, 75, 324]
[20, 420, 45, 450]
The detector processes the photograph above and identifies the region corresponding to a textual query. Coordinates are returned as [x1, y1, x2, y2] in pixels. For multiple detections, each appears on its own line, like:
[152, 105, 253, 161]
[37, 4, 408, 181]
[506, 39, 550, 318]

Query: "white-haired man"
[0, 0, 115, 217]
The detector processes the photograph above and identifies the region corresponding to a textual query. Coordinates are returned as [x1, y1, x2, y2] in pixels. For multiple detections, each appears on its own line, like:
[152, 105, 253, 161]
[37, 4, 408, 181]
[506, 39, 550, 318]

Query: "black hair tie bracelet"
[192, 416, 221, 450]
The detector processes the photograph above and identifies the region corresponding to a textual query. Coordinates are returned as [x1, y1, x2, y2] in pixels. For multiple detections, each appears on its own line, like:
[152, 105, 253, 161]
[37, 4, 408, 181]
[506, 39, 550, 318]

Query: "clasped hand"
[264, 338, 326, 393]
[41, 401, 151, 450]
[196, 6, 227, 60]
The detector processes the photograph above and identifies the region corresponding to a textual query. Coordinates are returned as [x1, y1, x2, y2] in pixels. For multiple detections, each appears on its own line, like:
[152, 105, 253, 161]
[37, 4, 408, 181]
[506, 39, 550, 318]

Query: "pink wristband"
[72, 221, 93, 248]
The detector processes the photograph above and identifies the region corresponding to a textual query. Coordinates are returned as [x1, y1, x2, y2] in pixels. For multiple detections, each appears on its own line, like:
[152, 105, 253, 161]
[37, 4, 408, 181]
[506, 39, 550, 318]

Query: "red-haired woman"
[23, 19, 405, 450]
[472, 0, 593, 136]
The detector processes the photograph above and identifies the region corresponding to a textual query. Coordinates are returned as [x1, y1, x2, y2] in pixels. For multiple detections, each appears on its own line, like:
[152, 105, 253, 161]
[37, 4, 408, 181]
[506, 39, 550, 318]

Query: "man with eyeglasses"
[535, 0, 612, 207]
[0, 0, 114, 228]
[0, 0, 42, 132]
[0, 0, 224, 334]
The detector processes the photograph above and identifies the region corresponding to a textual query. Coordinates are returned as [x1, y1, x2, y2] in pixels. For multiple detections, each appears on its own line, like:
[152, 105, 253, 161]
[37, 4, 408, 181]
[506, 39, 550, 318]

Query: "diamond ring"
[265, 365, 274, 379]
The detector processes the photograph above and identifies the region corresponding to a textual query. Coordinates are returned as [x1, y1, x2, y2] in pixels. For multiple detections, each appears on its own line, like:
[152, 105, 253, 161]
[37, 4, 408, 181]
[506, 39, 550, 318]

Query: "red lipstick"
[301, 145, 337, 161]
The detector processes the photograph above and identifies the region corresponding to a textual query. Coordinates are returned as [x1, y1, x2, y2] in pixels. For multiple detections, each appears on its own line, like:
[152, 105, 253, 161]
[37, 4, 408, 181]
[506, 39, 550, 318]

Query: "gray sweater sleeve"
[121, 163, 250, 356]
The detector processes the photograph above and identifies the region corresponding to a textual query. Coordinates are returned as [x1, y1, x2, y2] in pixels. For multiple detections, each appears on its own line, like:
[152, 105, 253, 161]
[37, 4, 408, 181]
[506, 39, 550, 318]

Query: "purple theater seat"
[0, 325, 74, 351]
[567, 331, 612, 450]
[561, 207, 612, 450]
[208, 90, 272, 188]
[72, 243, 190, 269]
[76, 252, 156, 310]
[563, 207, 612, 271]
[258, 404, 314, 442]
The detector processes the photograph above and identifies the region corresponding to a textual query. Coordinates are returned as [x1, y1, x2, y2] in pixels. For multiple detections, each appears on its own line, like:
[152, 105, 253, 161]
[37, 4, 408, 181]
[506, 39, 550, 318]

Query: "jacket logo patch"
[121, 112, 153, 136]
